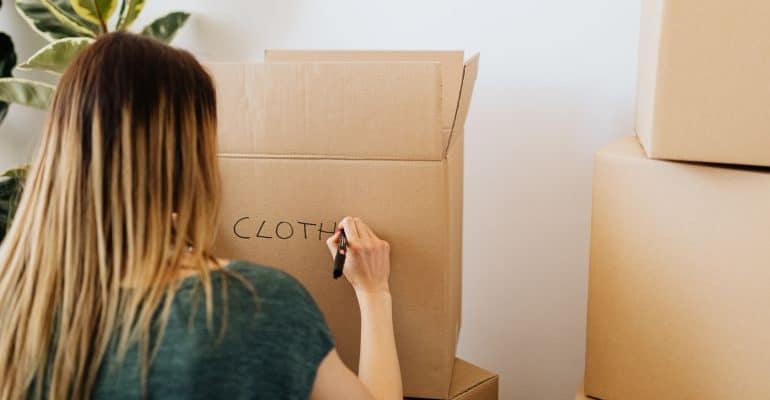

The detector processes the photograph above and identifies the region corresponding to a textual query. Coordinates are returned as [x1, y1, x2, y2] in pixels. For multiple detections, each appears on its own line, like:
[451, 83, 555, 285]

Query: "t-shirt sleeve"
[269, 269, 336, 398]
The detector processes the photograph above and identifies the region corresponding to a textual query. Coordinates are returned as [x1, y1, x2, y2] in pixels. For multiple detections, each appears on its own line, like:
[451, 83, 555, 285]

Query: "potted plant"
[0, 2, 18, 241]
[0, 0, 190, 242]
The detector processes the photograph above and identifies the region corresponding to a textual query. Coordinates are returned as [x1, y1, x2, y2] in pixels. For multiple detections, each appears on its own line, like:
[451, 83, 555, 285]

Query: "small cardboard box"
[635, 0, 770, 166]
[575, 388, 594, 400]
[405, 358, 499, 400]
[584, 136, 770, 399]
[205, 50, 479, 398]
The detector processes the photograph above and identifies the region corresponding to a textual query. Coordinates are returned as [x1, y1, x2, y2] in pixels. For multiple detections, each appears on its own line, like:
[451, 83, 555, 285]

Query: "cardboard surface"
[575, 390, 595, 400]
[575, 384, 599, 400]
[208, 62, 443, 160]
[404, 358, 498, 400]
[584, 136, 770, 399]
[264, 50, 465, 146]
[635, 0, 770, 166]
[206, 51, 479, 398]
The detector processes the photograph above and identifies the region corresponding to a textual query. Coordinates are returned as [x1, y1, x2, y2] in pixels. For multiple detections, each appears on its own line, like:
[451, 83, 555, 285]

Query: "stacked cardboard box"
[635, 0, 770, 166]
[206, 51, 496, 399]
[405, 359, 499, 400]
[584, 1, 770, 399]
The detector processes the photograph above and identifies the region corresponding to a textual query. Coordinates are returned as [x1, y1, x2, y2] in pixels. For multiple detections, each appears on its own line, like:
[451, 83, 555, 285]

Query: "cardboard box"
[635, 0, 770, 166]
[576, 388, 596, 400]
[405, 358, 498, 400]
[584, 136, 770, 399]
[205, 50, 479, 398]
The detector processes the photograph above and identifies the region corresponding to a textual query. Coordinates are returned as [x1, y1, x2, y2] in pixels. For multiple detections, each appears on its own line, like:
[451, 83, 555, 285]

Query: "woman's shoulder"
[176, 258, 330, 334]
[219, 259, 334, 352]
[223, 259, 308, 295]
[215, 259, 325, 318]
[154, 259, 334, 399]
[221, 262, 335, 398]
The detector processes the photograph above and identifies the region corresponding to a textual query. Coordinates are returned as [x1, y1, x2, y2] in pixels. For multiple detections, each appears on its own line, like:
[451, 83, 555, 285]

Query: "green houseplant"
[0, 0, 19, 241]
[1, 0, 19, 124]
[0, 0, 190, 241]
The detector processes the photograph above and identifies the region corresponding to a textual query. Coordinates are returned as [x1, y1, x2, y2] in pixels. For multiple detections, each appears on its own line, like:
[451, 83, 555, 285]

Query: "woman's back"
[0, 32, 401, 400]
[92, 261, 333, 400]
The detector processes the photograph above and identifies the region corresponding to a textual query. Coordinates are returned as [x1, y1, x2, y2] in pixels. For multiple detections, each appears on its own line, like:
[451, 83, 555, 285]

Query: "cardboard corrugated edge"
[444, 53, 480, 370]
[583, 137, 636, 400]
[445, 53, 480, 157]
[634, 0, 666, 156]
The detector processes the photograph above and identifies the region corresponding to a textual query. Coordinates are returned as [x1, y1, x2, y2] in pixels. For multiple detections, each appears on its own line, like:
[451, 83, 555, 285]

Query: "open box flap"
[445, 53, 480, 156]
[448, 358, 498, 399]
[265, 50, 466, 154]
[206, 61, 444, 160]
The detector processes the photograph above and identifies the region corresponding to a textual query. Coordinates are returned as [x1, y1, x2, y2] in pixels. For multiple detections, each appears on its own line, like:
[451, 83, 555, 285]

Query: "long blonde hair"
[0, 32, 222, 399]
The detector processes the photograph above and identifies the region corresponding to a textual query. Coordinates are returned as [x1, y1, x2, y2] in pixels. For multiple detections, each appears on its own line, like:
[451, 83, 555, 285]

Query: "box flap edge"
[444, 53, 480, 157]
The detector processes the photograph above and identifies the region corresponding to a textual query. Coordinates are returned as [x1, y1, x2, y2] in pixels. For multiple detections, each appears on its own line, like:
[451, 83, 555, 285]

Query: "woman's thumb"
[325, 229, 341, 258]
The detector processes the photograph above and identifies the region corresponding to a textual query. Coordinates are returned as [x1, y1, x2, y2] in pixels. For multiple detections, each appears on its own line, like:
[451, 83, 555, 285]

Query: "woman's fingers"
[325, 229, 340, 258]
[339, 216, 360, 241]
[353, 217, 372, 239]
[352, 217, 374, 239]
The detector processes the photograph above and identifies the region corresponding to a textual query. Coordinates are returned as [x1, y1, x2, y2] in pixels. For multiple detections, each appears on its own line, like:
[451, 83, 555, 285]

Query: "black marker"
[333, 229, 347, 279]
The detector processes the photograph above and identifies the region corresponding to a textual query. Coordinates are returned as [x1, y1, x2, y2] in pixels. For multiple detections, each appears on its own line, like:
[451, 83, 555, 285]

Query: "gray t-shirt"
[91, 260, 335, 399]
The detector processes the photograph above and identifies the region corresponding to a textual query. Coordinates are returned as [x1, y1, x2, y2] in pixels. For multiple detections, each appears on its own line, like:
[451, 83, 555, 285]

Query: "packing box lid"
[206, 51, 478, 161]
[405, 358, 499, 400]
[265, 50, 467, 143]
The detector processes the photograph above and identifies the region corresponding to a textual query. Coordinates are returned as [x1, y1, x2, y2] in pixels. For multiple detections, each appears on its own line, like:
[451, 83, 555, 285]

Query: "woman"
[0, 32, 401, 400]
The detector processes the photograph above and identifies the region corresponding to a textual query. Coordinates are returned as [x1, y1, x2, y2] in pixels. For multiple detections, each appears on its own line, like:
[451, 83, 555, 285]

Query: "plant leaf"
[115, 0, 143, 30]
[69, 0, 116, 26]
[0, 34, 16, 77]
[18, 37, 92, 74]
[0, 166, 28, 244]
[140, 11, 189, 44]
[0, 32, 17, 123]
[40, 0, 97, 36]
[15, 0, 98, 41]
[0, 78, 54, 109]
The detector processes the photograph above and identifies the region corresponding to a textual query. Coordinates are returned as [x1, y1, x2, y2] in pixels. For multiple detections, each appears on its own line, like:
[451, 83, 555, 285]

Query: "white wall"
[0, 1, 641, 398]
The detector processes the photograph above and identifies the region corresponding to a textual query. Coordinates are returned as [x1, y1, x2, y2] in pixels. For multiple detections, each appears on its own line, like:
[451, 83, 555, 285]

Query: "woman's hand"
[326, 216, 391, 295]
[322, 216, 402, 400]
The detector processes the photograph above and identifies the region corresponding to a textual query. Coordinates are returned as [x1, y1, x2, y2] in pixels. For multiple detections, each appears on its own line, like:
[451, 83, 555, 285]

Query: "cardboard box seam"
[596, 143, 770, 174]
[266, 48, 467, 54]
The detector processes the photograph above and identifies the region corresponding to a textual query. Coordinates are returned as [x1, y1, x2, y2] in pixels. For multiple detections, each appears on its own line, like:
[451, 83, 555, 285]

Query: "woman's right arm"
[311, 216, 403, 400]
